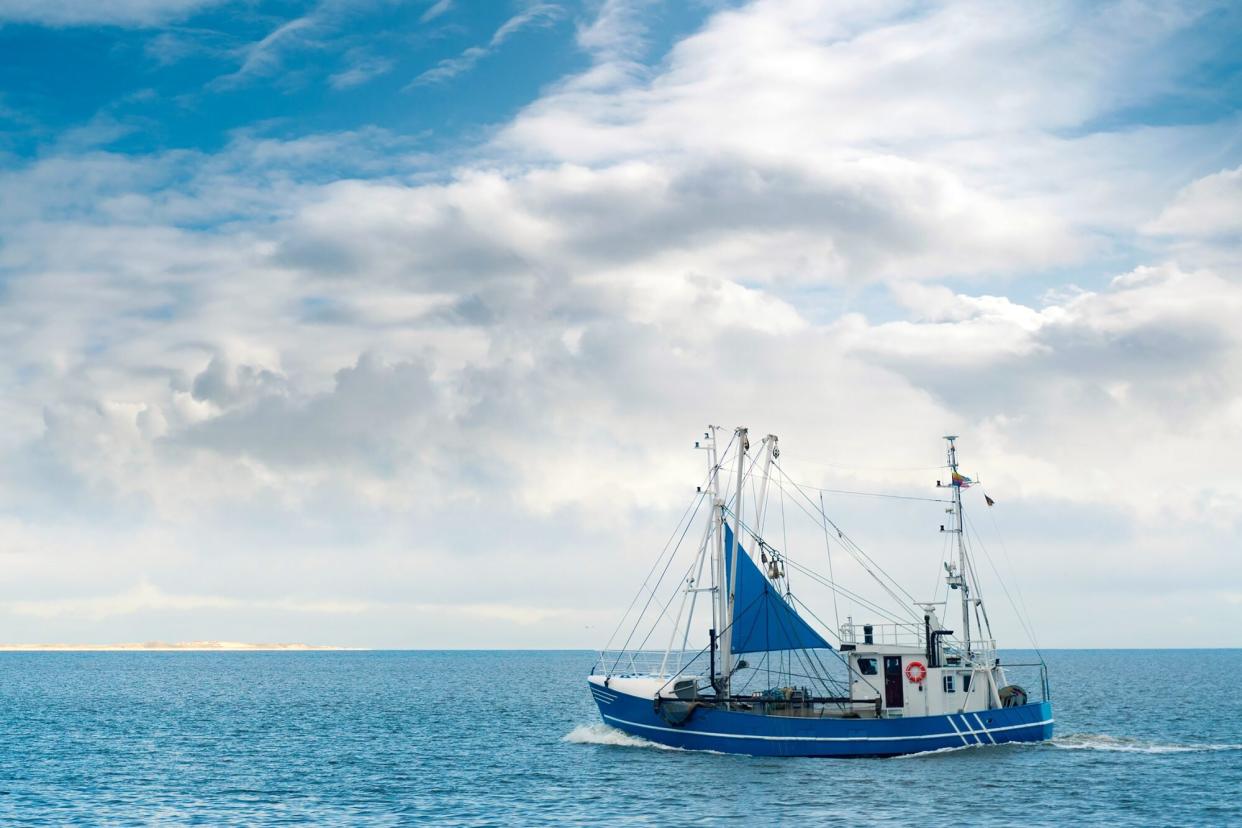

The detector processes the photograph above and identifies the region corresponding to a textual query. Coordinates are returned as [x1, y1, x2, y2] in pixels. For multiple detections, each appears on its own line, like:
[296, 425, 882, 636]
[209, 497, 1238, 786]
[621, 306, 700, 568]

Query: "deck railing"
[839, 621, 924, 648]
[995, 660, 1051, 702]
[940, 639, 998, 667]
[840, 623, 1006, 672]
[592, 649, 710, 679]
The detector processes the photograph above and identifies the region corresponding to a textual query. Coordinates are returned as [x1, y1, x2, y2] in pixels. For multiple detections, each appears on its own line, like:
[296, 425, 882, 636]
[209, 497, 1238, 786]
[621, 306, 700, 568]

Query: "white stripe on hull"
[945, 715, 971, 747]
[972, 713, 998, 744]
[601, 713, 1054, 743]
[955, 714, 982, 745]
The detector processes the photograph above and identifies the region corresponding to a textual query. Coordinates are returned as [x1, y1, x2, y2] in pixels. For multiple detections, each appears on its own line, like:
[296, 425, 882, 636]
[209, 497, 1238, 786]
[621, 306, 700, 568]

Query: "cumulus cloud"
[1147, 165, 1242, 236]
[182, 353, 438, 471]
[0, 0, 1239, 646]
[849, 265, 1242, 518]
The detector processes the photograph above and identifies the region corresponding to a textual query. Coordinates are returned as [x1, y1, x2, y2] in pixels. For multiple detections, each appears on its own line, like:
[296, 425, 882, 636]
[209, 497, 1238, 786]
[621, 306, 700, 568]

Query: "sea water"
[0, 649, 1238, 825]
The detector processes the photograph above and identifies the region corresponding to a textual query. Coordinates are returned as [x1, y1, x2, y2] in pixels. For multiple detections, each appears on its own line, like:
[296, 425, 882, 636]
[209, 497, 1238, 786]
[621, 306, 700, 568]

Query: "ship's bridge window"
[943, 675, 956, 693]
[962, 674, 972, 693]
[857, 658, 878, 676]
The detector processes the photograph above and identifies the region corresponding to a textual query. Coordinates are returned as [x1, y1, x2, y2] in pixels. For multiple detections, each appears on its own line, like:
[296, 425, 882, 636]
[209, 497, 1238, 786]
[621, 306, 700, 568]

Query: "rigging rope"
[724, 508, 907, 627]
[781, 557, 912, 627]
[796, 485, 952, 504]
[819, 491, 841, 631]
[601, 430, 738, 659]
[620, 492, 711, 666]
[769, 462, 922, 619]
[715, 464, 951, 504]
[979, 505, 1042, 655]
[789, 594, 884, 700]
[779, 457, 951, 473]
[964, 511, 1044, 660]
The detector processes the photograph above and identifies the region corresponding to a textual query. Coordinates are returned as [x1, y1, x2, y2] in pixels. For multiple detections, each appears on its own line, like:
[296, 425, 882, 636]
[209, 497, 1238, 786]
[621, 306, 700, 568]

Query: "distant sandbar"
[0, 641, 351, 651]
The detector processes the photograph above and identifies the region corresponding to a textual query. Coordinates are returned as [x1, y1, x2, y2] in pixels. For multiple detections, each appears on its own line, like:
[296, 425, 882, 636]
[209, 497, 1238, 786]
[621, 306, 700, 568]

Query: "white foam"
[566, 726, 1242, 758]
[891, 743, 979, 759]
[562, 724, 683, 751]
[1051, 733, 1242, 754]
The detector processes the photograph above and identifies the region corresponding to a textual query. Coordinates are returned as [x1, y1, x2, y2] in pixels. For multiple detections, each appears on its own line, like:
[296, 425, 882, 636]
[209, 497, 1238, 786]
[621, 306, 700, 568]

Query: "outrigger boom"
[588, 429, 1052, 757]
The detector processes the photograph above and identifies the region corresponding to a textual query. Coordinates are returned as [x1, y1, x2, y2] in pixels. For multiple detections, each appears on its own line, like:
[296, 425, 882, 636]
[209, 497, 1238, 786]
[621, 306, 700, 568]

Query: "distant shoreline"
[0, 641, 352, 652]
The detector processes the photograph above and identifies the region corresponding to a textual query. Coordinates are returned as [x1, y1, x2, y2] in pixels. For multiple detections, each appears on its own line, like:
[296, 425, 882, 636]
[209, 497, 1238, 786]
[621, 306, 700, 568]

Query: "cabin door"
[883, 656, 904, 709]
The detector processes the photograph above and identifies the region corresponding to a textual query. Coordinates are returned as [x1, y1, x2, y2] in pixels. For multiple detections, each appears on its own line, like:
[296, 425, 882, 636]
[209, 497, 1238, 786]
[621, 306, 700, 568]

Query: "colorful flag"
[951, 471, 973, 488]
[984, 493, 995, 507]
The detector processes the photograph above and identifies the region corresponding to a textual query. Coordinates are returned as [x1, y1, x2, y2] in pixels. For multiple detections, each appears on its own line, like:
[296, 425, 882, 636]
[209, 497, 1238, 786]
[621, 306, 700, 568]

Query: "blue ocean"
[0, 649, 1238, 825]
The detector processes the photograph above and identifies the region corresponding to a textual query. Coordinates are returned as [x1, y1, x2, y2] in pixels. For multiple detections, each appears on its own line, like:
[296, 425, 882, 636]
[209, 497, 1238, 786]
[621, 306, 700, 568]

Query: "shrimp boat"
[589, 429, 1052, 757]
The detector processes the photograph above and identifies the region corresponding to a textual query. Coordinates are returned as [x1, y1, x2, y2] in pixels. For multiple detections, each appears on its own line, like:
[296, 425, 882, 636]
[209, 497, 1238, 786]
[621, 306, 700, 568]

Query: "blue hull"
[590, 683, 1053, 757]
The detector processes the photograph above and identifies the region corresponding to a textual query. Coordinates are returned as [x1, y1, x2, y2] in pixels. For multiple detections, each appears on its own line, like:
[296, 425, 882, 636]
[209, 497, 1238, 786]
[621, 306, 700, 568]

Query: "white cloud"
[328, 53, 395, 89]
[0, 0, 219, 26]
[420, 0, 453, 24]
[499, 0, 1227, 253]
[207, 1, 412, 91]
[848, 265, 1242, 521]
[408, 3, 564, 86]
[3, 580, 403, 621]
[210, 14, 320, 89]
[0, 0, 1239, 646]
[575, 0, 655, 63]
[1145, 164, 1242, 240]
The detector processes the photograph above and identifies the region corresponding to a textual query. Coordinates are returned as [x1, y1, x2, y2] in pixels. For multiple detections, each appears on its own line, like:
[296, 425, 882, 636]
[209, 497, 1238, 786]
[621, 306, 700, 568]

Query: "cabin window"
[962, 674, 972, 693]
[943, 675, 955, 693]
[858, 658, 878, 676]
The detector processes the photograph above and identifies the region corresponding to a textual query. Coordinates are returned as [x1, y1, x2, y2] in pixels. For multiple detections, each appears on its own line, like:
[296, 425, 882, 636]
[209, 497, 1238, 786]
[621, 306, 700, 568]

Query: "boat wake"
[1051, 733, 1242, 754]
[891, 743, 979, 759]
[562, 724, 683, 751]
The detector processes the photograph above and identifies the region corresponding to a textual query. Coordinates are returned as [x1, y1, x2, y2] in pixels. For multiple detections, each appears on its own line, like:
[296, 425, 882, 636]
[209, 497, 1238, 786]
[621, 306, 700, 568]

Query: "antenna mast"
[944, 435, 971, 656]
[705, 426, 727, 691]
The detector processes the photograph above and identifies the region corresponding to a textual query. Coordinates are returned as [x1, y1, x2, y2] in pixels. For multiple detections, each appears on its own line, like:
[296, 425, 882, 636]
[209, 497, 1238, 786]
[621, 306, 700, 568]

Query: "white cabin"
[841, 619, 1005, 717]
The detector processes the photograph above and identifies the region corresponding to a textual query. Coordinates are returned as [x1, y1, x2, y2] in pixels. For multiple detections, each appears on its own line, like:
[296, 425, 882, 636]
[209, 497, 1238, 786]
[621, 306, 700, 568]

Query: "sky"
[0, 0, 1239, 649]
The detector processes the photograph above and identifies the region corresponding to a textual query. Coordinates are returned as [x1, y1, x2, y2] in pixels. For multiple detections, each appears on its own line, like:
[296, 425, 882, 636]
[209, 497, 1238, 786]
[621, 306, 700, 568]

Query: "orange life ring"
[905, 661, 927, 683]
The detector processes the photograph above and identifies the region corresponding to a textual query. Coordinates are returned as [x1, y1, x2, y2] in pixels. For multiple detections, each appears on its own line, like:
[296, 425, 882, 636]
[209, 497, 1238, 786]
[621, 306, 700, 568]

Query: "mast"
[703, 426, 721, 634]
[945, 435, 971, 656]
[706, 426, 727, 690]
[719, 426, 748, 695]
